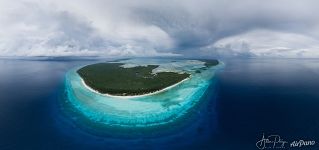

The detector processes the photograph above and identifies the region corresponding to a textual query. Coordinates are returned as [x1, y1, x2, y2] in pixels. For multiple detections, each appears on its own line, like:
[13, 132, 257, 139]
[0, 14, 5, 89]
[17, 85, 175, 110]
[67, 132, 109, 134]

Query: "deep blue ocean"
[0, 58, 319, 150]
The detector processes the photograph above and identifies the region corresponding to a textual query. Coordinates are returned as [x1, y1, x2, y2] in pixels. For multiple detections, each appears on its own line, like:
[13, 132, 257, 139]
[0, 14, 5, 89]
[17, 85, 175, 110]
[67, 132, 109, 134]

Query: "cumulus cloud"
[0, 0, 175, 57]
[202, 29, 319, 58]
[0, 0, 318, 57]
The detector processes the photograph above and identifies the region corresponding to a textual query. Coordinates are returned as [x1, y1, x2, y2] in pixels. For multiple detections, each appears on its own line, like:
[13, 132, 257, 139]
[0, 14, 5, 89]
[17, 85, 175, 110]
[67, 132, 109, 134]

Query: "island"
[77, 63, 190, 96]
[62, 58, 222, 132]
[202, 59, 219, 67]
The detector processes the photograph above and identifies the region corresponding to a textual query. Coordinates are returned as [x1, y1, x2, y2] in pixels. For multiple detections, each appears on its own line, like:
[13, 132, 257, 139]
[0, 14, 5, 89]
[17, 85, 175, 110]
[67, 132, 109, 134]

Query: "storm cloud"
[0, 0, 319, 58]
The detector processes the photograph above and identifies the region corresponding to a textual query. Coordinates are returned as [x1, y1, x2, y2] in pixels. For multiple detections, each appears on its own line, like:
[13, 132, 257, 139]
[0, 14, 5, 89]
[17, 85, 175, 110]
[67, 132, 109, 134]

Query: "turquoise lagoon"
[62, 58, 223, 135]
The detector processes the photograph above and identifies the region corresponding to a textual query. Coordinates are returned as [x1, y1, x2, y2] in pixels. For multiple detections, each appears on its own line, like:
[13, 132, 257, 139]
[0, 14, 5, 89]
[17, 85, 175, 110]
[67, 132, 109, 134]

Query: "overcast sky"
[0, 0, 319, 58]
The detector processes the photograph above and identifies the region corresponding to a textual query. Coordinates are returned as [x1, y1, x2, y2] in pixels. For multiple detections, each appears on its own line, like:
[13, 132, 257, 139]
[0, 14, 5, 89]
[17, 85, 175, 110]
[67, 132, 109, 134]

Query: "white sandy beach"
[80, 77, 190, 99]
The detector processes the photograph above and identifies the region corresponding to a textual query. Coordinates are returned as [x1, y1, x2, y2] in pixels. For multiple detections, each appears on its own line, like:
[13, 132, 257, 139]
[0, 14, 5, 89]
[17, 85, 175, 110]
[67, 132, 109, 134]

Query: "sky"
[0, 0, 319, 58]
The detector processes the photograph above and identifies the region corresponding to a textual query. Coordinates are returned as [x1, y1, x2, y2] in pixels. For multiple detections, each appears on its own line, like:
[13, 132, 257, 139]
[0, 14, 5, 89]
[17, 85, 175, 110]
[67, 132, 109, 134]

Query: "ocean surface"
[0, 58, 319, 150]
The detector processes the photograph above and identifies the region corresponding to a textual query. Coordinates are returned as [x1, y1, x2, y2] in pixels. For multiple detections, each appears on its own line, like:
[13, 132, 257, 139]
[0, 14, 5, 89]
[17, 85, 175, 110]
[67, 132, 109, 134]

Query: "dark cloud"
[0, 0, 319, 57]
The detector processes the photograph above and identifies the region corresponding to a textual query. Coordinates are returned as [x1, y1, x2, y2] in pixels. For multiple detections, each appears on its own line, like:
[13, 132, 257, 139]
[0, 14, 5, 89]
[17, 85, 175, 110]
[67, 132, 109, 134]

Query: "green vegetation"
[77, 63, 190, 96]
[200, 59, 219, 67]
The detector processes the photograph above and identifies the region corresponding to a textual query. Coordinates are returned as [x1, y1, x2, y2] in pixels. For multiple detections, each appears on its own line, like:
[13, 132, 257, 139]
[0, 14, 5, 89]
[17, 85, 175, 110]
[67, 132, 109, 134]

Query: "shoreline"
[80, 75, 190, 99]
